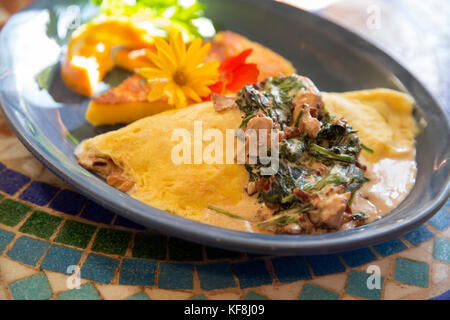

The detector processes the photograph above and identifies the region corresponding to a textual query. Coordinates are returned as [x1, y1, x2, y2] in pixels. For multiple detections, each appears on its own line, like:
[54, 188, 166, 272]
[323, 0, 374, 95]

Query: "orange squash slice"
[61, 18, 154, 97]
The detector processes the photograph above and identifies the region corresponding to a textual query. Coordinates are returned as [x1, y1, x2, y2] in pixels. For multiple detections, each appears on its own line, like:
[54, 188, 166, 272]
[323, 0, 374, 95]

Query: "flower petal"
[139, 67, 169, 80]
[147, 48, 176, 74]
[174, 86, 187, 108]
[182, 85, 202, 102]
[183, 38, 203, 69]
[170, 31, 186, 65]
[147, 83, 167, 102]
[226, 63, 259, 92]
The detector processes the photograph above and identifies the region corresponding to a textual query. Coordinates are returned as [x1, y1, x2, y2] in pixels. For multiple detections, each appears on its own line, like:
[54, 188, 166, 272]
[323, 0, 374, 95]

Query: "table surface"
[0, 0, 448, 300]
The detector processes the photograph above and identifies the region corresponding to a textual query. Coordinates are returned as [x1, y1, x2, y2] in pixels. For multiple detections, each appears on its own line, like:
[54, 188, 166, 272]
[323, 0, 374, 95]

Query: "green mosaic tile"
[9, 273, 53, 300]
[191, 294, 208, 300]
[205, 246, 243, 260]
[58, 283, 101, 300]
[54, 220, 97, 249]
[346, 270, 384, 300]
[299, 283, 339, 300]
[91, 228, 131, 255]
[168, 237, 203, 261]
[244, 291, 269, 300]
[0, 199, 31, 227]
[132, 234, 167, 260]
[19, 210, 62, 239]
[394, 258, 429, 288]
[127, 292, 150, 300]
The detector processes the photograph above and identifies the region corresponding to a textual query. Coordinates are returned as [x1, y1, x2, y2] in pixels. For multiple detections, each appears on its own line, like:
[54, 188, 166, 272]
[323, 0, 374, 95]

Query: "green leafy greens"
[235, 77, 370, 232]
[91, 0, 215, 38]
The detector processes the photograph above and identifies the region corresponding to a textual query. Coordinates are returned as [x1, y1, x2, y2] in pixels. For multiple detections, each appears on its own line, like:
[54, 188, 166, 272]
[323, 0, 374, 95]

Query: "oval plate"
[0, 0, 449, 255]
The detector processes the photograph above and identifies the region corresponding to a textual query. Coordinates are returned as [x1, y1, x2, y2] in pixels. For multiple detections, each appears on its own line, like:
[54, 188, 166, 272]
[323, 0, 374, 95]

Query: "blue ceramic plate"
[0, 0, 449, 255]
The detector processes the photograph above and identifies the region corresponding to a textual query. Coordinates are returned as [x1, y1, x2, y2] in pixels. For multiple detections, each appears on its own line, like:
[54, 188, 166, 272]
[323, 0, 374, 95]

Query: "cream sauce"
[199, 152, 417, 233]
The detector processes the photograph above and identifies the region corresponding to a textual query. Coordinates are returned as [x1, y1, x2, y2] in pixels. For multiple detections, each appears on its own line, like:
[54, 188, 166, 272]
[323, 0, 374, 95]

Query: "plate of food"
[0, 0, 448, 254]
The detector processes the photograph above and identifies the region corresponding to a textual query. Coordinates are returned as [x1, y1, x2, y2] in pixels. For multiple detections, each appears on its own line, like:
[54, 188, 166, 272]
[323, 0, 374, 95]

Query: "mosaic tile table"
[0, 0, 449, 300]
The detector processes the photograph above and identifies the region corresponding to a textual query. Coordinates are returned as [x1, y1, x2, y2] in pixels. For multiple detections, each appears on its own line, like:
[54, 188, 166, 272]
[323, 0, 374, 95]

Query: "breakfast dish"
[57, 1, 419, 235]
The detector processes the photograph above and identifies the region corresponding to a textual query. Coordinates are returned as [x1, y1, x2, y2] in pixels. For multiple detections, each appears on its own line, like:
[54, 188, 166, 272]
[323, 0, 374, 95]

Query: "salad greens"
[91, 0, 215, 38]
[236, 76, 370, 232]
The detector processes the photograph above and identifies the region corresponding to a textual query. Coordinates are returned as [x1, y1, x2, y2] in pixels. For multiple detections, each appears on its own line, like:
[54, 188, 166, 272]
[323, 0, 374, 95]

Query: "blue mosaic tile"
[271, 256, 311, 282]
[305, 254, 346, 276]
[233, 260, 272, 289]
[191, 294, 208, 300]
[340, 248, 378, 267]
[40, 244, 82, 274]
[433, 237, 450, 263]
[19, 181, 59, 206]
[428, 207, 450, 231]
[58, 283, 101, 300]
[9, 273, 53, 300]
[80, 253, 120, 284]
[299, 283, 339, 300]
[0, 228, 14, 253]
[244, 291, 269, 300]
[0, 169, 30, 195]
[0, 162, 5, 171]
[197, 262, 236, 290]
[119, 258, 158, 286]
[346, 270, 383, 300]
[402, 225, 434, 246]
[80, 200, 115, 224]
[394, 258, 429, 288]
[127, 292, 150, 300]
[6, 236, 50, 266]
[49, 189, 86, 215]
[158, 262, 194, 290]
[114, 215, 146, 230]
[373, 238, 408, 257]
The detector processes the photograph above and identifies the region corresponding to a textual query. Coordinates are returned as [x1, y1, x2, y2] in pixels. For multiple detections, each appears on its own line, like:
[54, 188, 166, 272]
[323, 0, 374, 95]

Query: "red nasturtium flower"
[209, 48, 260, 95]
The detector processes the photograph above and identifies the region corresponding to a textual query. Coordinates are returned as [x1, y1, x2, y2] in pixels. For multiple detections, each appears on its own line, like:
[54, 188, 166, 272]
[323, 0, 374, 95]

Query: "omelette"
[76, 75, 418, 234]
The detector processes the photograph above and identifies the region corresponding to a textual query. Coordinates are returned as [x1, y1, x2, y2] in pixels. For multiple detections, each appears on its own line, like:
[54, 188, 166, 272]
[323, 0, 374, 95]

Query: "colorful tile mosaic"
[0, 199, 31, 226]
[19, 210, 62, 239]
[433, 237, 450, 263]
[126, 291, 150, 300]
[402, 225, 434, 246]
[6, 236, 50, 266]
[58, 283, 101, 300]
[80, 254, 120, 284]
[233, 260, 272, 289]
[373, 238, 408, 257]
[19, 181, 59, 206]
[340, 248, 378, 267]
[271, 256, 311, 282]
[158, 263, 194, 290]
[346, 270, 384, 300]
[0, 169, 30, 195]
[0, 0, 448, 301]
[9, 273, 53, 300]
[394, 258, 430, 288]
[0, 228, 14, 253]
[54, 220, 96, 249]
[80, 201, 115, 224]
[119, 258, 157, 286]
[0, 158, 448, 300]
[299, 283, 339, 300]
[40, 245, 82, 274]
[305, 254, 346, 276]
[196, 262, 236, 290]
[92, 228, 132, 256]
[49, 189, 86, 215]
